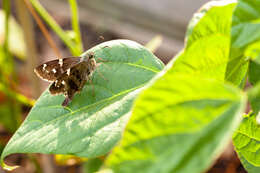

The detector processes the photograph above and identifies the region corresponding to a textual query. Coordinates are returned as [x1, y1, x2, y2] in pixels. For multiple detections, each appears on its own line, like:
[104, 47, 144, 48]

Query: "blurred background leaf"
[0, 10, 26, 60]
[225, 0, 260, 87]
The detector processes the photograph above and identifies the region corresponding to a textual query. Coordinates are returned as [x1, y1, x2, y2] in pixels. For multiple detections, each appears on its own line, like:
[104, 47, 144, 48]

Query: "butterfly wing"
[49, 61, 91, 106]
[34, 57, 81, 82]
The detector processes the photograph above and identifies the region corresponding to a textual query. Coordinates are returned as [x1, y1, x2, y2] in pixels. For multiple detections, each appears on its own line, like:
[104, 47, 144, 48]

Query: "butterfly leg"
[96, 68, 108, 81]
[88, 78, 95, 97]
[96, 57, 108, 62]
[62, 96, 71, 107]
[96, 59, 111, 73]
[62, 91, 75, 107]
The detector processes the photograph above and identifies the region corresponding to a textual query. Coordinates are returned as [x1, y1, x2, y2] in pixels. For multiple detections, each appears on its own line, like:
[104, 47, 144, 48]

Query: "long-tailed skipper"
[34, 52, 97, 106]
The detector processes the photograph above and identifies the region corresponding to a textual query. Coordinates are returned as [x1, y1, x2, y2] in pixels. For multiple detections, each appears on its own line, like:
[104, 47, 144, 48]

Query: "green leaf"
[172, 1, 235, 81]
[106, 70, 246, 173]
[105, 2, 246, 172]
[249, 61, 260, 85]
[233, 82, 260, 172]
[0, 10, 26, 59]
[233, 112, 260, 172]
[239, 155, 260, 173]
[247, 40, 260, 85]
[247, 82, 260, 113]
[225, 0, 260, 86]
[0, 40, 164, 170]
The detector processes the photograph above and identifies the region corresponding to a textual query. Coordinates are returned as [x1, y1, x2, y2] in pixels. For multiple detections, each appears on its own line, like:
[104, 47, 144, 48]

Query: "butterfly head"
[82, 52, 97, 72]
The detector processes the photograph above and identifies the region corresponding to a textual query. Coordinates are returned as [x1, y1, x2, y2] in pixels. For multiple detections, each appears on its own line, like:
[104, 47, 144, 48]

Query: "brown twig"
[15, 0, 41, 98]
[23, 0, 62, 58]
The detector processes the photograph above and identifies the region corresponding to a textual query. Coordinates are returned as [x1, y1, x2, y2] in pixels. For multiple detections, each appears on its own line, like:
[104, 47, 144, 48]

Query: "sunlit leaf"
[233, 112, 260, 172]
[106, 71, 245, 173]
[173, 1, 235, 81]
[106, 1, 246, 173]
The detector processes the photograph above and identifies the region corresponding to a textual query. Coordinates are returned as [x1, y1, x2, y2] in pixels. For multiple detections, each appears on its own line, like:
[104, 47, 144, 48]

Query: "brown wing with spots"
[34, 57, 81, 82]
[49, 61, 91, 106]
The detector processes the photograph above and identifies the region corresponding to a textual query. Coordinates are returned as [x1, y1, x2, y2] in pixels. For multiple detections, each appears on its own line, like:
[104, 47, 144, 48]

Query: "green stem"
[0, 83, 35, 106]
[2, 0, 21, 131]
[29, 0, 81, 56]
[2, 0, 13, 73]
[68, 0, 83, 54]
[3, 0, 10, 53]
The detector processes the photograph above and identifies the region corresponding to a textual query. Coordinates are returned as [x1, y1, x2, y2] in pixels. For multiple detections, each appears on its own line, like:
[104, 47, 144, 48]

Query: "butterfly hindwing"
[34, 57, 81, 82]
[49, 61, 91, 106]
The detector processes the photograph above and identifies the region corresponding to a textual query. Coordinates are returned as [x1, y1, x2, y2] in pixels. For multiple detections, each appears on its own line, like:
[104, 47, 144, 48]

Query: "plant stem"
[23, 0, 62, 58]
[16, 0, 42, 98]
[29, 0, 81, 56]
[3, 0, 10, 53]
[0, 83, 35, 106]
[2, 0, 21, 131]
[2, 0, 13, 74]
[68, 0, 83, 54]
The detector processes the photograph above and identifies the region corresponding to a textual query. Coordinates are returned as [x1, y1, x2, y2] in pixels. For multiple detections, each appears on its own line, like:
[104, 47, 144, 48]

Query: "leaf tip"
[1, 160, 19, 171]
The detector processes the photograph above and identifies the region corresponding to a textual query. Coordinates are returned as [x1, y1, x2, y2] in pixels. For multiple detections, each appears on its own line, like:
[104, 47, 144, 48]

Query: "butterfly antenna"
[96, 57, 107, 62]
[99, 36, 105, 40]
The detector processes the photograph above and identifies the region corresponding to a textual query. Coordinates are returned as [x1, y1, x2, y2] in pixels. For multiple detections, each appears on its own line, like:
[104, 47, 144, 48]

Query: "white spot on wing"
[62, 80, 65, 85]
[66, 69, 70, 76]
[59, 59, 63, 67]
[43, 64, 47, 70]
[52, 69, 57, 73]
[55, 80, 58, 86]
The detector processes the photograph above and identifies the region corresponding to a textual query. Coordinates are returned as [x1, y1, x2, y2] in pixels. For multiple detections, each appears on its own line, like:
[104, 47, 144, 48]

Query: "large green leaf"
[232, 83, 260, 172]
[105, 1, 246, 173]
[233, 112, 260, 172]
[240, 155, 260, 173]
[225, 0, 260, 86]
[0, 40, 164, 170]
[172, 1, 235, 81]
[105, 70, 246, 173]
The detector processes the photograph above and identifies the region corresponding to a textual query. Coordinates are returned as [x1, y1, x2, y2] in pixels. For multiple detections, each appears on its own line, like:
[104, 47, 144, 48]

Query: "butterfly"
[34, 52, 97, 106]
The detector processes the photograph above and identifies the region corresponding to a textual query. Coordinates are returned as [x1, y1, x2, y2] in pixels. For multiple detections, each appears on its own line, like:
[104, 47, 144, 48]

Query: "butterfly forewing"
[34, 57, 81, 82]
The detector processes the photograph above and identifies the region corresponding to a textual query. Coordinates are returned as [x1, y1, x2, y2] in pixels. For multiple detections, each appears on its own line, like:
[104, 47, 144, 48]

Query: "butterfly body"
[34, 52, 97, 106]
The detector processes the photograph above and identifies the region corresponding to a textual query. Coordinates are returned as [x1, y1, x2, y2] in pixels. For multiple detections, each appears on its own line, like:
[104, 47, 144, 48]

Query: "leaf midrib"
[102, 61, 160, 73]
